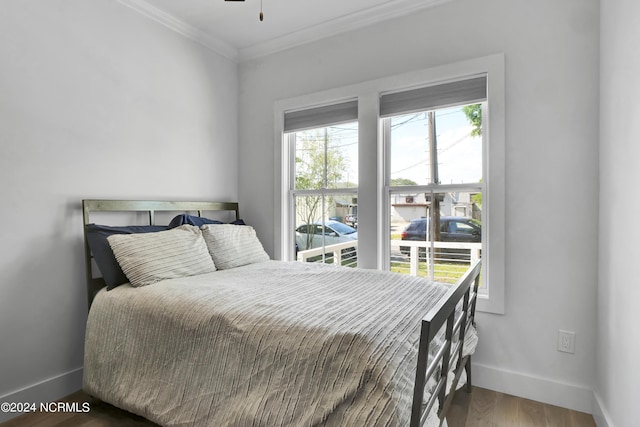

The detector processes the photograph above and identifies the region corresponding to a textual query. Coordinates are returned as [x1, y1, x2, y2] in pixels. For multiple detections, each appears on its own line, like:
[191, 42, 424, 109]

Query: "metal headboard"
[82, 199, 240, 309]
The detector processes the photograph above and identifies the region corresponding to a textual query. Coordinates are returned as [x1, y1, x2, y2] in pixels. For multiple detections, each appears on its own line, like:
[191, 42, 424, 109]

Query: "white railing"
[390, 240, 481, 276]
[297, 240, 480, 276]
[297, 240, 358, 264]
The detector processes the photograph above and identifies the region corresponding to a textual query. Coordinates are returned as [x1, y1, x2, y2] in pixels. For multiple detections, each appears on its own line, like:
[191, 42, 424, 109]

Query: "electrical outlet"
[558, 330, 575, 354]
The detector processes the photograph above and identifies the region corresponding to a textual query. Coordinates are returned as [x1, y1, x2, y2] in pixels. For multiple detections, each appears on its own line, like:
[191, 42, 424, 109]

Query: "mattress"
[84, 260, 465, 426]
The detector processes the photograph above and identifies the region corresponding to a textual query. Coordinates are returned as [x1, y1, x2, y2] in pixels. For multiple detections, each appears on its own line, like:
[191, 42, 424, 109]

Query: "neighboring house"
[390, 192, 480, 224]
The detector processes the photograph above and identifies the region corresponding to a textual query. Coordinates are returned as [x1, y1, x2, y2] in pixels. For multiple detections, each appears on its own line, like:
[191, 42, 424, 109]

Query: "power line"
[390, 131, 474, 175]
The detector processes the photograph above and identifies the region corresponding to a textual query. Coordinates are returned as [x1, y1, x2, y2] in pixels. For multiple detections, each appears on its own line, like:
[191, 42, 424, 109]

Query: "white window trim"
[274, 54, 505, 314]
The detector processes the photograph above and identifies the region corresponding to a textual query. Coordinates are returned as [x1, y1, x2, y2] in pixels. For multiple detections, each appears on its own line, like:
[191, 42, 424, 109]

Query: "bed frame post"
[465, 271, 481, 393]
[82, 200, 95, 310]
[410, 323, 431, 427]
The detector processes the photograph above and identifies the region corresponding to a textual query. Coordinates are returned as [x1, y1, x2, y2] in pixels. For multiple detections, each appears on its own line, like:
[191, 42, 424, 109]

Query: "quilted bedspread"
[84, 261, 452, 426]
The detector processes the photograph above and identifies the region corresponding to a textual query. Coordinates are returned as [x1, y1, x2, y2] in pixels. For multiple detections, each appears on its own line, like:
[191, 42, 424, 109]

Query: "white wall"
[597, 0, 640, 425]
[0, 1, 238, 419]
[239, 0, 600, 412]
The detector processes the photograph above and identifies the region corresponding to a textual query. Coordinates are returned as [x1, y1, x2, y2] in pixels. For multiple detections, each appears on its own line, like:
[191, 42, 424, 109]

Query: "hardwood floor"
[1, 387, 596, 426]
[0, 391, 158, 427]
[446, 387, 596, 427]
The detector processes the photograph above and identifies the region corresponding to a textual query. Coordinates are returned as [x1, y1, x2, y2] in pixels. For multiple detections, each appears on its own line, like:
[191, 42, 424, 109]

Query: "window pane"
[389, 105, 482, 186]
[294, 193, 358, 267]
[390, 191, 482, 287]
[294, 122, 358, 190]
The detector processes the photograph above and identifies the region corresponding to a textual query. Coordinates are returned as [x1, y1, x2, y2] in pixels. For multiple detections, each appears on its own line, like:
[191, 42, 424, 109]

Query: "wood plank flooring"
[446, 387, 597, 427]
[1, 387, 596, 426]
[0, 392, 158, 427]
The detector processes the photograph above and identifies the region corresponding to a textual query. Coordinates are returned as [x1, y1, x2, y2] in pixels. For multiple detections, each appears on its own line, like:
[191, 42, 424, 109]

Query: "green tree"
[295, 133, 346, 191]
[462, 105, 483, 209]
[295, 130, 348, 249]
[462, 104, 482, 137]
[472, 188, 482, 208]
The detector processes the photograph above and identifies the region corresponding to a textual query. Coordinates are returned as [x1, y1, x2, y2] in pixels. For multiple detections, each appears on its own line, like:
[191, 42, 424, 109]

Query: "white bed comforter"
[84, 261, 465, 426]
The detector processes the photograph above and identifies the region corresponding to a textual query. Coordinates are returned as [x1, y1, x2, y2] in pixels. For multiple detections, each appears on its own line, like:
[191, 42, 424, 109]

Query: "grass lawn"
[390, 260, 482, 287]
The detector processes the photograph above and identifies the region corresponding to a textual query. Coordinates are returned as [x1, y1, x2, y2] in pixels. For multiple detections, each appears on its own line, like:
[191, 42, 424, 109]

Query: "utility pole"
[428, 111, 441, 243]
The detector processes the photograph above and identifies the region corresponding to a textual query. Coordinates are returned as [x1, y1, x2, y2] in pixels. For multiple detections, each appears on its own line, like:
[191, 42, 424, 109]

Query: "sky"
[389, 105, 482, 185]
[295, 103, 483, 188]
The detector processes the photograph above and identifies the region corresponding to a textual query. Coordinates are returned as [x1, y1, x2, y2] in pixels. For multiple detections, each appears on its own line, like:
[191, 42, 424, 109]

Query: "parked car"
[400, 216, 481, 256]
[296, 220, 358, 253]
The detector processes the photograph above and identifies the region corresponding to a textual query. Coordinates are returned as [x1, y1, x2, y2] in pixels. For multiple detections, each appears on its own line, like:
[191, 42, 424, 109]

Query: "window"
[283, 100, 359, 266]
[382, 77, 486, 290]
[276, 54, 504, 313]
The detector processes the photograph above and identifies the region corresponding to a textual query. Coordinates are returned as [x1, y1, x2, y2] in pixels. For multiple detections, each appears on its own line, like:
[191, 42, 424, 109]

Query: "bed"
[81, 200, 481, 427]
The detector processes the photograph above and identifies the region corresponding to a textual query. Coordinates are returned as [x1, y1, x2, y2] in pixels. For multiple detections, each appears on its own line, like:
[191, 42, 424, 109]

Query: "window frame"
[382, 97, 487, 298]
[274, 54, 505, 314]
[285, 119, 360, 262]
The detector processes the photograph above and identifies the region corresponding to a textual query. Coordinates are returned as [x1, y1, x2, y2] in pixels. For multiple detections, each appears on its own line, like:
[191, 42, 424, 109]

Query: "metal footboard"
[410, 258, 482, 427]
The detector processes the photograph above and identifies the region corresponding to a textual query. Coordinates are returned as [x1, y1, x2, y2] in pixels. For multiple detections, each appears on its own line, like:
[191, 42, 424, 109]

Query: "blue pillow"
[85, 224, 168, 289]
[167, 214, 223, 228]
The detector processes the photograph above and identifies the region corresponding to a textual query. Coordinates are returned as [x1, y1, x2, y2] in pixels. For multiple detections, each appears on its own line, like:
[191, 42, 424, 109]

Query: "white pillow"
[107, 225, 216, 287]
[201, 224, 269, 270]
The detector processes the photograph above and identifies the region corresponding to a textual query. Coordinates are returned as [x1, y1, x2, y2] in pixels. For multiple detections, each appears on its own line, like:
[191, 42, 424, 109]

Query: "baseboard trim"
[471, 362, 593, 414]
[592, 392, 614, 427]
[0, 367, 83, 423]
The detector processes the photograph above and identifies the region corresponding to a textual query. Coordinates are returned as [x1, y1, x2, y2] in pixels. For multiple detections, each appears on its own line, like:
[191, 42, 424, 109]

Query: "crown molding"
[238, 0, 453, 61]
[117, 0, 453, 63]
[116, 0, 239, 62]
